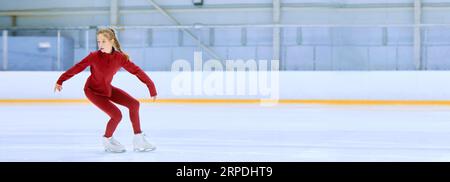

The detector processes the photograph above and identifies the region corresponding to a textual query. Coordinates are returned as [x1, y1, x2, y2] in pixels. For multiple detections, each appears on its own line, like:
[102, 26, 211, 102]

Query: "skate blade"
[133, 147, 156, 152]
[105, 149, 126, 153]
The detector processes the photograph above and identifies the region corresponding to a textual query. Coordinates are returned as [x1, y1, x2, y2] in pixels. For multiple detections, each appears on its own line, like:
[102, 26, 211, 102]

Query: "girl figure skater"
[54, 28, 157, 153]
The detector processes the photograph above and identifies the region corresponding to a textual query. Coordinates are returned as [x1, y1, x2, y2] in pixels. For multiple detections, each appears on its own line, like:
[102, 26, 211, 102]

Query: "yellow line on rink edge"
[1, 99, 450, 106]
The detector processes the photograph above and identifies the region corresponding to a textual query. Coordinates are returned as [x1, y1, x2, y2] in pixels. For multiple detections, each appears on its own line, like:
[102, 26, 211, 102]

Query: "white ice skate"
[133, 133, 156, 152]
[102, 136, 126, 153]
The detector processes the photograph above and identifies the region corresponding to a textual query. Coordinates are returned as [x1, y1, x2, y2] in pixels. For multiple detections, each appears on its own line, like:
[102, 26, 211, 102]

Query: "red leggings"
[85, 86, 142, 138]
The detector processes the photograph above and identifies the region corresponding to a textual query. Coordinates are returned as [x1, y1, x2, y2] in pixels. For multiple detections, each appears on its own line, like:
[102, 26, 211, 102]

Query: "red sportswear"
[56, 50, 157, 97]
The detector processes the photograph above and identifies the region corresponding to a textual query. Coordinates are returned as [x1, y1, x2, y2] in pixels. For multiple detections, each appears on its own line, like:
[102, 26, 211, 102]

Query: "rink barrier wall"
[1, 71, 450, 105]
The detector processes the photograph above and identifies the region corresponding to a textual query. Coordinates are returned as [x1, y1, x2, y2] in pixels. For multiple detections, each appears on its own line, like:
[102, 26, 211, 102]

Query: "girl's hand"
[151, 96, 157, 102]
[54, 84, 62, 92]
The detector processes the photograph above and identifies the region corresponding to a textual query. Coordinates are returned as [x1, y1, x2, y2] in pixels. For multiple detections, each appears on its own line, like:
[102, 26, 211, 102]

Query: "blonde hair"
[97, 28, 129, 60]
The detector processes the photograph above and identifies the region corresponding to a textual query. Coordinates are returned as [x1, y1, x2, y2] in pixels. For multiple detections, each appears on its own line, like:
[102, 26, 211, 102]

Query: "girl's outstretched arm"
[56, 52, 94, 86]
[121, 58, 157, 98]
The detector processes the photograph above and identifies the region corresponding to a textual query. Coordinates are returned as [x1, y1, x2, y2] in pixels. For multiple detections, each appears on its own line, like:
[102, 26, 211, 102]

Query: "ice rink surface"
[2, 103, 450, 162]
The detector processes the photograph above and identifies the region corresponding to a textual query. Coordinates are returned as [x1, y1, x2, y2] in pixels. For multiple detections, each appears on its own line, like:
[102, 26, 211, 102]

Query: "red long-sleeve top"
[56, 50, 157, 97]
